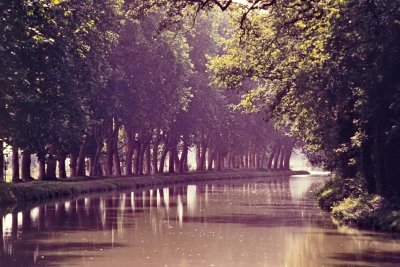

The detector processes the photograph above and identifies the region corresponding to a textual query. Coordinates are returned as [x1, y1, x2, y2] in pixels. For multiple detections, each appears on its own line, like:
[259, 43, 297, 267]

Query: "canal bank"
[316, 177, 400, 233]
[0, 170, 293, 210]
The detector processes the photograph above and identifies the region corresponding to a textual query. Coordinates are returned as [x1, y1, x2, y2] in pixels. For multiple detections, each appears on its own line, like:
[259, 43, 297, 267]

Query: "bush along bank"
[0, 170, 292, 209]
[316, 176, 400, 233]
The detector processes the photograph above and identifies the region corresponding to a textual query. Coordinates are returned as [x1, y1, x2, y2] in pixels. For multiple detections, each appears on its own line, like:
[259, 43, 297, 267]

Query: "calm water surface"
[1, 175, 400, 267]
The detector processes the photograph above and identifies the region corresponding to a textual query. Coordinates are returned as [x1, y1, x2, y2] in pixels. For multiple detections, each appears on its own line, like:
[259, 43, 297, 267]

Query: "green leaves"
[51, 0, 62, 5]
[0, 0, 123, 154]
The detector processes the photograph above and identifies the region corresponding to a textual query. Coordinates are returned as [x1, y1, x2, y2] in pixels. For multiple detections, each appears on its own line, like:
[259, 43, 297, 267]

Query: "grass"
[0, 169, 292, 209]
[316, 176, 400, 233]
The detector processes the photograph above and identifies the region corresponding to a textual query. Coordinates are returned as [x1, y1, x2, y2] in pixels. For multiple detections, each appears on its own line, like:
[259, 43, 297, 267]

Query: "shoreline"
[316, 177, 400, 233]
[0, 170, 294, 213]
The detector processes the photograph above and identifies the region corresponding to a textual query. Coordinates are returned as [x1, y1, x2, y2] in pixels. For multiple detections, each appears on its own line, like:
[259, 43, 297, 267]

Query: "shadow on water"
[0, 243, 125, 267]
[330, 250, 400, 265]
[175, 212, 333, 228]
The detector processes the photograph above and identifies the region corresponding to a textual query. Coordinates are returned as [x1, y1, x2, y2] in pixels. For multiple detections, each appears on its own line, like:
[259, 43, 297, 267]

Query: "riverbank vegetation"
[317, 177, 400, 232]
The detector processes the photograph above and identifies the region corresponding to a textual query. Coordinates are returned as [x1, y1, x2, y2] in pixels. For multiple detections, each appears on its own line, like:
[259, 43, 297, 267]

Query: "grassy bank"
[316, 177, 400, 233]
[0, 170, 291, 210]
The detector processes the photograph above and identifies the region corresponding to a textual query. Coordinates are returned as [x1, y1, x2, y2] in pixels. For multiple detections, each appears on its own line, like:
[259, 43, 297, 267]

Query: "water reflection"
[163, 188, 169, 212]
[177, 194, 183, 227]
[289, 175, 316, 201]
[0, 177, 399, 266]
[187, 185, 197, 216]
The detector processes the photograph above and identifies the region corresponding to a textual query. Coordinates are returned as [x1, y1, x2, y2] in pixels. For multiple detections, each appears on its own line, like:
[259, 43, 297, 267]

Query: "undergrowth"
[316, 176, 400, 233]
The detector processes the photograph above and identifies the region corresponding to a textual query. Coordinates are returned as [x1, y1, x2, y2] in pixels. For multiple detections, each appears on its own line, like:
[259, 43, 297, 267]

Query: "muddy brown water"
[1, 175, 400, 267]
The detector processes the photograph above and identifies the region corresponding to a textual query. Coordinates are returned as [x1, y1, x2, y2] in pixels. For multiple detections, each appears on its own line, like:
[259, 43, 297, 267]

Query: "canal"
[1, 175, 400, 266]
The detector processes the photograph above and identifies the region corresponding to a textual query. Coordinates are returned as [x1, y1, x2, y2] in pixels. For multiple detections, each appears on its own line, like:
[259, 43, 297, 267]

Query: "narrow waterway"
[1, 175, 400, 267]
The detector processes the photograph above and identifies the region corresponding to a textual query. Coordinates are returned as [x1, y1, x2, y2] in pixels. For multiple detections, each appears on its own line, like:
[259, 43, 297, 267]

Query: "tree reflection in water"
[0, 177, 399, 267]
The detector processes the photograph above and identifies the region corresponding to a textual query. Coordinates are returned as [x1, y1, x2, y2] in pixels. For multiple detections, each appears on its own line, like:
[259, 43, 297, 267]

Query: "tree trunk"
[77, 142, 87, 177]
[225, 151, 231, 169]
[0, 213, 3, 254]
[195, 143, 201, 171]
[145, 144, 151, 175]
[0, 141, 3, 182]
[361, 137, 377, 193]
[69, 152, 78, 177]
[168, 149, 175, 174]
[58, 155, 67, 178]
[109, 119, 121, 176]
[113, 122, 122, 176]
[249, 150, 254, 168]
[228, 152, 234, 169]
[216, 152, 222, 171]
[113, 150, 121, 176]
[200, 133, 210, 171]
[200, 148, 207, 170]
[38, 158, 46, 180]
[239, 154, 244, 169]
[92, 142, 103, 176]
[273, 145, 281, 170]
[174, 152, 180, 173]
[179, 142, 188, 173]
[46, 154, 57, 179]
[125, 130, 134, 176]
[260, 153, 266, 169]
[279, 146, 286, 169]
[159, 145, 168, 173]
[267, 145, 277, 170]
[138, 143, 145, 175]
[384, 133, 400, 195]
[97, 161, 103, 176]
[134, 141, 141, 175]
[244, 152, 249, 168]
[89, 154, 95, 176]
[207, 148, 215, 171]
[21, 150, 33, 181]
[105, 137, 114, 176]
[255, 153, 260, 168]
[283, 147, 293, 170]
[152, 141, 159, 174]
[11, 146, 20, 182]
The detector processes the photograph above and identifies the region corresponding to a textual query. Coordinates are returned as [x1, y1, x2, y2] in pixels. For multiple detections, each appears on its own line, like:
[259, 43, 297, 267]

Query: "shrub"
[316, 176, 366, 211]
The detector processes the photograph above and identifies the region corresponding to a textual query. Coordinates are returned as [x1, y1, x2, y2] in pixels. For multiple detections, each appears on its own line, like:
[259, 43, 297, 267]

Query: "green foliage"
[0, 0, 299, 180]
[0, 0, 123, 156]
[331, 194, 400, 232]
[317, 177, 400, 232]
[206, 0, 400, 195]
[316, 176, 366, 211]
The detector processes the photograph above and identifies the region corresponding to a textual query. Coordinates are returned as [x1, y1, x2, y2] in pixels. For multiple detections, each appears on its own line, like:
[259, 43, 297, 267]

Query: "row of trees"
[0, 1, 294, 182]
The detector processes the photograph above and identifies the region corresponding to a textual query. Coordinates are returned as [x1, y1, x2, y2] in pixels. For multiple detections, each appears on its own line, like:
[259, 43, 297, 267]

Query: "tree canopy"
[207, 0, 400, 196]
[0, 0, 292, 183]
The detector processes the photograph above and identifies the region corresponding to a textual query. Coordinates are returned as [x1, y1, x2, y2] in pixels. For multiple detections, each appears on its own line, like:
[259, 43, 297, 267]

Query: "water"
[1, 175, 400, 267]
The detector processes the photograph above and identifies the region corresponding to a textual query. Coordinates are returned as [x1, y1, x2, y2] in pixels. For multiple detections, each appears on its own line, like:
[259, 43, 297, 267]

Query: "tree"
[0, 0, 122, 179]
[207, 0, 400, 196]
